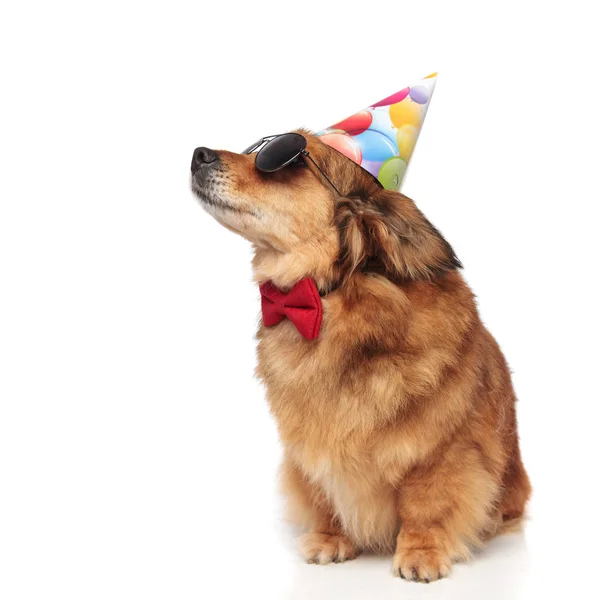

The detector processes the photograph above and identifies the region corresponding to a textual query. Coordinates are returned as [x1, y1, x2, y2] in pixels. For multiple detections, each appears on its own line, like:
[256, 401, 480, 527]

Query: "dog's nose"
[191, 147, 218, 172]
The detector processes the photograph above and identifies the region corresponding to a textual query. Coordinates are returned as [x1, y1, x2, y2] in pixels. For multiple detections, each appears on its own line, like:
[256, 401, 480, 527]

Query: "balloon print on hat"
[331, 110, 373, 136]
[368, 108, 397, 146]
[371, 87, 410, 108]
[361, 159, 384, 179]
[390, 98, 423, 129]
[378, 157, 407, 190]
[318, 132, 362, 164]
[316, 73, 437, 190]
[409, 86, 430, 104]
[353, 130, 397, 162]
[397, 125, 418, 161]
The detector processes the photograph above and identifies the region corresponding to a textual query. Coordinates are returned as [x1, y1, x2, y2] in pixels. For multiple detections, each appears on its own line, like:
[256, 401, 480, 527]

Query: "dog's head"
[191, 130, 460, 288]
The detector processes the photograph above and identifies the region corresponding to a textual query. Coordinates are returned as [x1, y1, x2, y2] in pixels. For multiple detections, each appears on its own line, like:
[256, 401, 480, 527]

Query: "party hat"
[316, 72, 437, 191]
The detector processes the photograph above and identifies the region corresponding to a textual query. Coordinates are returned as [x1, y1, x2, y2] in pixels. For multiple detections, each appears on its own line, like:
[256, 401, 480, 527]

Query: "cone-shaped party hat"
[316, 73, 437, 191]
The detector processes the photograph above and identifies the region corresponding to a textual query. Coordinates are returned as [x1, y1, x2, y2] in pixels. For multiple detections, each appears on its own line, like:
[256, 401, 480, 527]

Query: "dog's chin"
[191, 175, 254, 216]
[191, 175, 268, 245]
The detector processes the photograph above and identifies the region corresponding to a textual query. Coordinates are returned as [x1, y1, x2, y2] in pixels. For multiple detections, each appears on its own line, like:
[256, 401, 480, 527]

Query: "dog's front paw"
[392, 548, 451, 583]
[299, 532, 359, 565]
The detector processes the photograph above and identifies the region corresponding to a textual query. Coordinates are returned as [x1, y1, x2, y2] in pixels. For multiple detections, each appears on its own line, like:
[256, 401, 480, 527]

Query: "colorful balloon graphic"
[353, 130, 397, 162]
[371, 87, 409, 108]
[319, 133, 362, 164]
[331, 110, 372, 135]
[378, 157, 407, 191]
[361, 159, 384, 178]
[316, 73, 436, 190]
[396, 124, 418, 161]
[409, 85, 430, 105]
[389, 99, 423, 129]
[368, 108, 397, 143]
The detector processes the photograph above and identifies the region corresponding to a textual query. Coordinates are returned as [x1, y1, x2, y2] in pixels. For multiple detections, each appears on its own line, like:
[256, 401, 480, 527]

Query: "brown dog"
[190, 130, 531, 582]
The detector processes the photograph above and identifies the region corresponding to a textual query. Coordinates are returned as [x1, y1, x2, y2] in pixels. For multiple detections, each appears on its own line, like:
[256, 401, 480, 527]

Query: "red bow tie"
[259, 278, 323, 341]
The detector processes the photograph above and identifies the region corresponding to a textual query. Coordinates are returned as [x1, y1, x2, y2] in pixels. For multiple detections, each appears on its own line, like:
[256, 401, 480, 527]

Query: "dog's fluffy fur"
[191, 131, 531, 582]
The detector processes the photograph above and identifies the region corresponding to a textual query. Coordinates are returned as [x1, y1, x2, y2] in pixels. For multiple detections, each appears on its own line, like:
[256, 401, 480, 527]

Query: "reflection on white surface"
[285, 531, 529, 600]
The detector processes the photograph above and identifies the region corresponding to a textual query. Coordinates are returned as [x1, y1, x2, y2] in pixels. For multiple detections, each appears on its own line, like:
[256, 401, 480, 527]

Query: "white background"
[1, 1, 599, 598]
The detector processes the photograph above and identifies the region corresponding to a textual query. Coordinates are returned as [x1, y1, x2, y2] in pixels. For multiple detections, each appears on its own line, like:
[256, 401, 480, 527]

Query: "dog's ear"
[334, 189, 461, 282]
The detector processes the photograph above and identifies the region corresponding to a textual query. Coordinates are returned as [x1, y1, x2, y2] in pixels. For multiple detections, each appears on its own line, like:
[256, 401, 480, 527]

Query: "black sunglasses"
[242, 133, 342, 196]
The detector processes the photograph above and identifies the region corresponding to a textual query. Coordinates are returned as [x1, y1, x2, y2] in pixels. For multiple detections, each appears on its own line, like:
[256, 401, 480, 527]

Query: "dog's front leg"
[392, 443, 499, 582]
[280, 456, 360, 565]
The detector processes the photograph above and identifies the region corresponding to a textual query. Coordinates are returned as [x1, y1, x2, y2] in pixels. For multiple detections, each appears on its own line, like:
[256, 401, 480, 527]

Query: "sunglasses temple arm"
[302, 151, 342, 197]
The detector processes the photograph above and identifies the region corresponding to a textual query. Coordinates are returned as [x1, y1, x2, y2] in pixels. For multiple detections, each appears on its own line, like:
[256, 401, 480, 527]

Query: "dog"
[190, 130, 531, 582]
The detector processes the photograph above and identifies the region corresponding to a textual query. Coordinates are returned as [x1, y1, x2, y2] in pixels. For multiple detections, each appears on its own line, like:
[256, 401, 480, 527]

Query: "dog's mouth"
[190, 171, 258, 217]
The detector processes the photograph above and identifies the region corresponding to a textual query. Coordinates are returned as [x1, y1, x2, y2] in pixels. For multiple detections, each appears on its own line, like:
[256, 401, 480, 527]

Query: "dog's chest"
[258, 321, 402, 549]
[295, 448, 399, 551]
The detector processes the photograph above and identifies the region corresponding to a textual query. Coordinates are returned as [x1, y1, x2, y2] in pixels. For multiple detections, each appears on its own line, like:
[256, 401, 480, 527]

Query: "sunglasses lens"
[255, 133, 307, 172]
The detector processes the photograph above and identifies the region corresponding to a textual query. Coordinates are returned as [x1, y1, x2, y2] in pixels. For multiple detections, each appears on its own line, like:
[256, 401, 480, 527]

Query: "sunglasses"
[242, 133, 342, 196]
